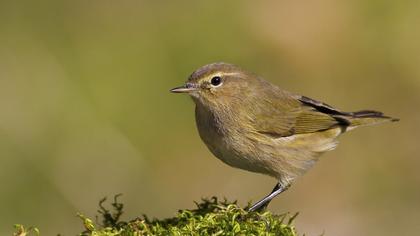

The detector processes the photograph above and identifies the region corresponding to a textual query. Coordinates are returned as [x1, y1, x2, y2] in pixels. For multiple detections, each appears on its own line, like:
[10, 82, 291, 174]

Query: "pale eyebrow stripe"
[208, 72, 242, 78]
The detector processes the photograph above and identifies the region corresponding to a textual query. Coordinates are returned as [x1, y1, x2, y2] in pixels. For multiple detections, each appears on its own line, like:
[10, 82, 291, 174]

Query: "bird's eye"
[210, 76, 222, 87]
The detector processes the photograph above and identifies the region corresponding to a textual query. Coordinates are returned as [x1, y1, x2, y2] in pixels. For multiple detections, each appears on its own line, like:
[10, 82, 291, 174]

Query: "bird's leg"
[249, 183, 286, 212]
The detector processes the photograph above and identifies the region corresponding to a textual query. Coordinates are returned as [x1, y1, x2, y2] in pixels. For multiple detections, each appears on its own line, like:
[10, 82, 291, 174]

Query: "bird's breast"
[194, 105, 276, 175]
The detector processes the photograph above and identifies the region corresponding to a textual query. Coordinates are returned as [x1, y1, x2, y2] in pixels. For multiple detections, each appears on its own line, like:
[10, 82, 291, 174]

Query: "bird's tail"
[344, 110, 399, 130]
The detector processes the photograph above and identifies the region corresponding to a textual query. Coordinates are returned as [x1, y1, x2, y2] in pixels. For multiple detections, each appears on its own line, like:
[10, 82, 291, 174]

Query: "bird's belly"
[197, 123, 280, 177]
[205, 137, 268, 174]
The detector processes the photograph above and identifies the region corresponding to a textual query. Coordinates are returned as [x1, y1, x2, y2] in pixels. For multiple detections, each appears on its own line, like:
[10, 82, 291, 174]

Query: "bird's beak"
[170, 84, 197, 93]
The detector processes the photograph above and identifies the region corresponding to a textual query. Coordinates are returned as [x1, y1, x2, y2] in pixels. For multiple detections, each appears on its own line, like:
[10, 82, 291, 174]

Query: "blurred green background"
[0, 0, 419, 235]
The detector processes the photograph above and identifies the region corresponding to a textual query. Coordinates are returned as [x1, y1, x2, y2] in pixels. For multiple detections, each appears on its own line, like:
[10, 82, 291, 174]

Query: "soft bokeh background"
[1, 0, 419, 235]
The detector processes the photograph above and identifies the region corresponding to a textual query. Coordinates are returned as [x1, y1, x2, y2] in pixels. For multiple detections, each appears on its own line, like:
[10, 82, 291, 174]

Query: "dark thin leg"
[249, 183, 286, 212]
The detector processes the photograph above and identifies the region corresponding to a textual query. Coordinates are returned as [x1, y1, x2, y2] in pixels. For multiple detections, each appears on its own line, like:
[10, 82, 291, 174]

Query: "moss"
[13, 224, 40, 236]
[13, 196, 299, 236]
[78, 196, 298, 236]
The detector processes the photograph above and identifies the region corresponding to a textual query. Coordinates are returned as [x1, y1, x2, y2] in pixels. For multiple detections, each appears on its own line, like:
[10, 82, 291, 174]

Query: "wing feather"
[250, 91, 348, 137]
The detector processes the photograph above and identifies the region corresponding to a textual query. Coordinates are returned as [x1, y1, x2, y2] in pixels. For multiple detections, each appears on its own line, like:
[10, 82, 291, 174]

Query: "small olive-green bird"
[170, 62, 398, 212]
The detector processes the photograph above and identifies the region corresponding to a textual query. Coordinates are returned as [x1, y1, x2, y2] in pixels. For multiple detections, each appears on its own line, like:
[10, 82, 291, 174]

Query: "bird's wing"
[250, 94, 349, 138]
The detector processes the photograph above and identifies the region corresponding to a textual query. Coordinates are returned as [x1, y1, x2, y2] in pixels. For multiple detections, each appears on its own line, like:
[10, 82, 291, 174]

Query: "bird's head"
[171, 62, 258, 108]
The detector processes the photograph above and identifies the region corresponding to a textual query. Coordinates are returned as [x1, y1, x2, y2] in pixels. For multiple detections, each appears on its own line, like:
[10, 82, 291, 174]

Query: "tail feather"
[344, 110, 399, 129]
[297, 96, 399, 131]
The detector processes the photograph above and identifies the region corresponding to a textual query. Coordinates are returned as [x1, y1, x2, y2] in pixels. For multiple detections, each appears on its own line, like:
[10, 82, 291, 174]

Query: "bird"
[170, 62, 398, 212]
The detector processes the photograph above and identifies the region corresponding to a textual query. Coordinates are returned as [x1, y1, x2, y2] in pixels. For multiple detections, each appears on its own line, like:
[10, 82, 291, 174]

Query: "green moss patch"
[13, 196, 299, 236]
[78, 196, 298, 236]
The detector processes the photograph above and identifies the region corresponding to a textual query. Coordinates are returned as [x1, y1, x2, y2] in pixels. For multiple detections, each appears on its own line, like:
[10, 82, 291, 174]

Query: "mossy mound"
[13, 196, 299, 236]
[78, 196, 298, 236]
